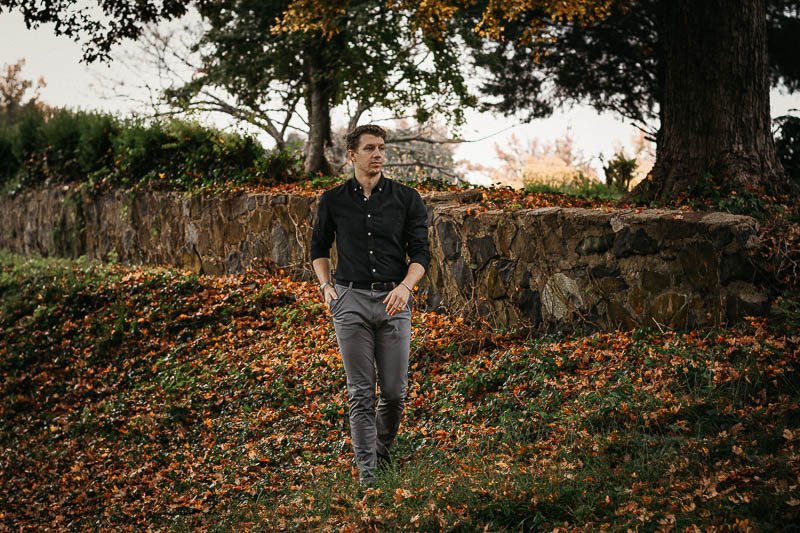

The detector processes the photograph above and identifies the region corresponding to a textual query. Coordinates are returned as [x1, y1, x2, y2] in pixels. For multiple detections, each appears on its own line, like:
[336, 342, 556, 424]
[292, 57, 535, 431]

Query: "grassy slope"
[0, 249, 798, 531]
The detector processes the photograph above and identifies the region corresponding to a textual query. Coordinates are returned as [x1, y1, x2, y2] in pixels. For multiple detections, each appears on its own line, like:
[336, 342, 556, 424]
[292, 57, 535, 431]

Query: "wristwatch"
[320, 281, 332, 293]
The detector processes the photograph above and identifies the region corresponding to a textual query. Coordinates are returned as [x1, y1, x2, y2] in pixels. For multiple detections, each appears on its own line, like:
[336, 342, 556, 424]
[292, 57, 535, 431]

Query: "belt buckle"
[371, 281, 393, 291]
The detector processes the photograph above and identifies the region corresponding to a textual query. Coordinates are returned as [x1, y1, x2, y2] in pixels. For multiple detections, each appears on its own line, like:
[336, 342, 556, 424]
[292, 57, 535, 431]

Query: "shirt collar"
[350, 173, 387, 194]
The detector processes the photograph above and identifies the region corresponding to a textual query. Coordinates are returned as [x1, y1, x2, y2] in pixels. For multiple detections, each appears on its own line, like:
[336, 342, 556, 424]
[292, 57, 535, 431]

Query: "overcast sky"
[2, 11, 798, 185]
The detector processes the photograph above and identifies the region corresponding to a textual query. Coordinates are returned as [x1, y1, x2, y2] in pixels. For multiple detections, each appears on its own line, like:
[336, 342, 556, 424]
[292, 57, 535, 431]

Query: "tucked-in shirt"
[310, 174, 430, 282]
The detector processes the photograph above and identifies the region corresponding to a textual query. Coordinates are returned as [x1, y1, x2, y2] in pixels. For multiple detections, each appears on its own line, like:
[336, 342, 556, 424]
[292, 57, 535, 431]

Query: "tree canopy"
[0, 0, 475, 175]
[180, 0, 474, 174]
[461, 0, 799, 130]
[2, 0, 797, 203]
[393, 0, 797, 204]
[0, 0, 190, 62]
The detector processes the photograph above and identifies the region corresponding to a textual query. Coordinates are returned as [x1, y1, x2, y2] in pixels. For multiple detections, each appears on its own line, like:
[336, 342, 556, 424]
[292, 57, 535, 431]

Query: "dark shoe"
[359, 474, 377, 488]
[377, 452, 393, 471]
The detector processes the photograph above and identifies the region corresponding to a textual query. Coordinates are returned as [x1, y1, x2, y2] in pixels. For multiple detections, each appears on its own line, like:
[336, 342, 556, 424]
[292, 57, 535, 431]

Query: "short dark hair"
[345, 124, 386, 152]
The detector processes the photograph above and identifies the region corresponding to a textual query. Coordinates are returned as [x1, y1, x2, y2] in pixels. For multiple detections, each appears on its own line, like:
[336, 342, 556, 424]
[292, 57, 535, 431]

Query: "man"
[310, 124, 430, 487]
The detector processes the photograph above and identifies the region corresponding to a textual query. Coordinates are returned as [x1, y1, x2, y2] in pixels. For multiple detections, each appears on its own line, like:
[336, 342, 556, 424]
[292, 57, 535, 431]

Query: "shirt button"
[372, 268, 376, 273]
[369, 250, 373, 254]
[367, 232, 372, 236]
[367, 214, 371, 218]
[363, 197, 367, 201]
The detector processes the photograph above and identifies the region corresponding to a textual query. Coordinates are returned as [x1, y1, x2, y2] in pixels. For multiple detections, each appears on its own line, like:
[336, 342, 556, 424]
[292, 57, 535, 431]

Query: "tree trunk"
[626, 0, 792, 205]
[304, 48, 335, 176]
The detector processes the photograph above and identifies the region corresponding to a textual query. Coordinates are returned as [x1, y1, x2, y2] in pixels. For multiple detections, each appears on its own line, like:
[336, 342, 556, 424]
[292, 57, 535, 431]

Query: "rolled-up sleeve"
[310, 193, 335, 260]
[404, 191, 430, 272]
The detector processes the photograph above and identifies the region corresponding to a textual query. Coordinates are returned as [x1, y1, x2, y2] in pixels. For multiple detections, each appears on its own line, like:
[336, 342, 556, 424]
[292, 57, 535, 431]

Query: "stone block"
[485, 258, 514, 299]
[515, 289, 541, 324]
[720, 253, 756, 284]
[436, 218, 461, 260]
[577, 234, 614, 255]
[468, 235, 497, 270]
[700, 212, 754, 247]
[640, 269, 670, 293]
[270, 195, 288, 206]
[177, 244, 203, 274]
[676, 240, 718, 289]
[450, 256, 473, 298]
[495, 218, 517, 256]
[542, 272, 585, 321]
[589, 264, 620, 278]
[223, 221, 246, 245]
[649, 291, 689, 327]
[613, 227, 659, 257]
[627, 286, 646, 316]
[594, 276, 628, 294]
[723, 281, 770, 323]
[604, 298, 637, 329]
[270, 224, 291, 266]
[226, 249, 241, 273]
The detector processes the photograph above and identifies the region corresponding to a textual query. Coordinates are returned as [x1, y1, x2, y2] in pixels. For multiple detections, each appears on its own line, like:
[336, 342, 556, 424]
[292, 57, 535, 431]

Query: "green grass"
[525, 181, 624, 201]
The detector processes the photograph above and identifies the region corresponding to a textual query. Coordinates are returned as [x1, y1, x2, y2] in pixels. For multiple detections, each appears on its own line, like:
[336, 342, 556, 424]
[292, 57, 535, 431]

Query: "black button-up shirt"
[310, 174, 430, 282]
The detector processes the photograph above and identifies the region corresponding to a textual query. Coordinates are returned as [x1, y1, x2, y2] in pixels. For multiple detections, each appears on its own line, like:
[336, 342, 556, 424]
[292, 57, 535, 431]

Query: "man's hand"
[323, 285, 339, 308]
[383, 284, 411, 316]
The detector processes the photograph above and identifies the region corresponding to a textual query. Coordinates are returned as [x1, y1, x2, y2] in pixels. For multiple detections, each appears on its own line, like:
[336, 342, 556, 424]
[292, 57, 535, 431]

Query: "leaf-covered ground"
[1, 249, 798, 531]
[166, 178, 625, 211]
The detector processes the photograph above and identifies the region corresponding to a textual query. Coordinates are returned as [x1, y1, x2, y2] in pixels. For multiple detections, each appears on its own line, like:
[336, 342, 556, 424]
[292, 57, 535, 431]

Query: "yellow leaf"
[394, 488, 413, 501]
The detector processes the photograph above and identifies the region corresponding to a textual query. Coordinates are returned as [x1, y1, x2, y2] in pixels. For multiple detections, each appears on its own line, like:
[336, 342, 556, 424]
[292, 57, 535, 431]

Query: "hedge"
[0, 106, 304, 193]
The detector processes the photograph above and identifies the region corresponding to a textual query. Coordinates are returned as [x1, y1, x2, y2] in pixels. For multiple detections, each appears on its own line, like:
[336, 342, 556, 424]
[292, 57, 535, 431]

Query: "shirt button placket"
[367, 202, 377, 278]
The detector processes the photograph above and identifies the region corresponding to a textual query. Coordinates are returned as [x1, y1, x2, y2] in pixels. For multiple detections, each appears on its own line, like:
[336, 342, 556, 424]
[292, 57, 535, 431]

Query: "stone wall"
[428, 205, 767, 330]
[0, 184, 768, 331]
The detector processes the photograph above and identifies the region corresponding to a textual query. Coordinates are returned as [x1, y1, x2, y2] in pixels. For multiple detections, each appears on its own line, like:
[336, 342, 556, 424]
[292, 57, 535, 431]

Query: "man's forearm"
[401, 262, 426, 290]
[312, 258, 333, 285]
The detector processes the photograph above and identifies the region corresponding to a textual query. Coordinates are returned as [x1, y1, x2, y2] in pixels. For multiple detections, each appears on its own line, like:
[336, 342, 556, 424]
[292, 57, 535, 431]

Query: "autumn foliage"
[1, 248, 798, 530]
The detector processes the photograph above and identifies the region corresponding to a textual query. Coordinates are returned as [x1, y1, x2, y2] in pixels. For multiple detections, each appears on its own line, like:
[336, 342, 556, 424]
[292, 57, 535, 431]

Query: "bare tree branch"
[384, 161, 465, 182]
[388, 124, 518, 145]
[347, 100, 369, 132]
[88, 21, 314, 148]
[631, 121, 658, 143]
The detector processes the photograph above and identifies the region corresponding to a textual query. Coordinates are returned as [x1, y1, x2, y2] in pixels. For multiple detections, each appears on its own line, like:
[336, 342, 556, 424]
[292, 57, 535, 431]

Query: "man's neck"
[354, 171, 381, 196]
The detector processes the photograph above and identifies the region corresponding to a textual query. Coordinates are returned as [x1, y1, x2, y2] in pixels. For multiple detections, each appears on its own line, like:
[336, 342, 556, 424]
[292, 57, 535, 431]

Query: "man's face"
[349, 133, 386, 177]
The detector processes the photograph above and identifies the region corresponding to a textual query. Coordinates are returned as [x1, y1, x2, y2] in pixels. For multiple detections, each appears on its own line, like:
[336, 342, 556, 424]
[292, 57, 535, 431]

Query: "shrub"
[774, 114, 799, 184]
[0, 126, 19, 186]
[42, 107, 84, 182]
[160, 120, 266, 188]
[258, 147, 305, 184]
[109, 119, 275, 189]
[12, 104, 47, 187]
[0, 106, 306, 192]
[603, 150, 638, 192]
[78, 112, 118, 175]
[15, 104, 46, 160]
[110, 119, 170, 186]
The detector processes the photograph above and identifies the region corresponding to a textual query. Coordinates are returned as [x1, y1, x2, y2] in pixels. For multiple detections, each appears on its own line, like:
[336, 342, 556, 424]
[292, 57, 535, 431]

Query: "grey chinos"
[329, 282, 412, 484]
